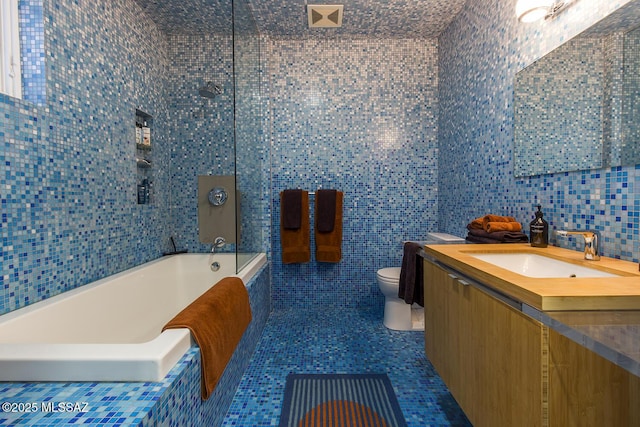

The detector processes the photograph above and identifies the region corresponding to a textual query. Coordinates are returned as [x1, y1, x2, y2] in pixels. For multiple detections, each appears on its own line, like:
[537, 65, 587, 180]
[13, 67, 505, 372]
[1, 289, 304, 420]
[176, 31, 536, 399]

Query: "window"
[0, 0, 22, 99]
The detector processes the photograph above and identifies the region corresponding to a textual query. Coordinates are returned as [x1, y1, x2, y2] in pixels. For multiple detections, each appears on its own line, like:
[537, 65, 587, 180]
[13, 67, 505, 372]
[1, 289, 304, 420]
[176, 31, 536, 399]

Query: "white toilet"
[377, 267, 424, 331]
[377, 232, 464, 331]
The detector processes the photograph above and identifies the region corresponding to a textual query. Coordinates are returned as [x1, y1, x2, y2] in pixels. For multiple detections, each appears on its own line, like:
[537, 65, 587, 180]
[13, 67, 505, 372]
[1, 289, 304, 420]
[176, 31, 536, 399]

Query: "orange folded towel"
[163, 277, 252, 400]
[468, 215, 518, 230]
[281, 190, 310, 264]
[484, 221, 522, 233]
[315, 190, 343, 263]
[468, 217, 484, 230]
[482, 214, 516, 229]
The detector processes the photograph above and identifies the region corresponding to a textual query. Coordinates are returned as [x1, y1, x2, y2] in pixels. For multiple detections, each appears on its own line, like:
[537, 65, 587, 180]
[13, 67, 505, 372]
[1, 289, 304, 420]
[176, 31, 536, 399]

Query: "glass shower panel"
[232, 0, 263, 272]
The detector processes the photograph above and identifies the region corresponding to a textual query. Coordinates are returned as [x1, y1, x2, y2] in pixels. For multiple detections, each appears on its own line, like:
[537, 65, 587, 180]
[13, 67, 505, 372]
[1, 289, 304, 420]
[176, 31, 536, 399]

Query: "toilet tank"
[425, 232, 465, 243]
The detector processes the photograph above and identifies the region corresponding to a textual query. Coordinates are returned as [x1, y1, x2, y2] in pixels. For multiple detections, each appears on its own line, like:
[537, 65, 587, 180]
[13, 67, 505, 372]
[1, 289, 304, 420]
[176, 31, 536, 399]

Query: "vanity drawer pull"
[448, 272, 469, 286]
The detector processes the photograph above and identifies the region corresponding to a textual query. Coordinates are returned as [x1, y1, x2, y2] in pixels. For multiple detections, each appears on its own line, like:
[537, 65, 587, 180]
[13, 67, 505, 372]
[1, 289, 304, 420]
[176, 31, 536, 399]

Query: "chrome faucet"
[211, 236, 226, 254]
[556, 230, 601, 261]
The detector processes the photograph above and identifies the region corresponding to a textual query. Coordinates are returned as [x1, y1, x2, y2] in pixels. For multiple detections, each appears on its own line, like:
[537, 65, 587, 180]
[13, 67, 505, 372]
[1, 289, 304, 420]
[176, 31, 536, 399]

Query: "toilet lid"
[377, 267, 401, 280]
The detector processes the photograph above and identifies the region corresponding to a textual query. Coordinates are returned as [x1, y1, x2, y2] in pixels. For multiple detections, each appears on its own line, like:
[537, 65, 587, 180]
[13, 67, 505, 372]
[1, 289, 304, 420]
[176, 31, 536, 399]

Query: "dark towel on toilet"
[281, 190, 310, 264]
[315, 190, 343, 263]
[398, 241, 424, 307]
[282, 189, 303, 230]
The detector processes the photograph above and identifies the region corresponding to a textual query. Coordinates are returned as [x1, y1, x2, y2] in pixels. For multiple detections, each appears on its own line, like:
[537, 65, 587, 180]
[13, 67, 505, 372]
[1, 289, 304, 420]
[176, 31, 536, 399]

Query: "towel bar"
[284, 191, 340, 197]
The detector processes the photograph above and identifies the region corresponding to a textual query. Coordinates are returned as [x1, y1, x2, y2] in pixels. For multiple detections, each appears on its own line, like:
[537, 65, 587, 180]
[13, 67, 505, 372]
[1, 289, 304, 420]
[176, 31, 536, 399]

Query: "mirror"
[514, 1, 640, 177]
[622, 24, 640, 165]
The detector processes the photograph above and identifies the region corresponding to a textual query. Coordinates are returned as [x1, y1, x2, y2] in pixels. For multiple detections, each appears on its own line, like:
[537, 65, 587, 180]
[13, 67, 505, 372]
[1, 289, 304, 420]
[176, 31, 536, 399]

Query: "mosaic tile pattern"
[133, 0, 231, 35]
[0, 352, 189, 426]
[18, 0, 46, 105]
[0, 262, 270, 426]
[234, 10, 267, 256]
[3, 0, 267, 316]
[1, 0, 172, 315]
[438, 0, 639, 263]
[165, 32, 236, 254]
[2, 0, 267, 421]
[263, 37, 439, 310]
[247, 0, 467, 38]
[2, 0, 639, 424]
[164, 0, 267, 259]
[133, 0, 468, 39]
[222, 307, 471, 427]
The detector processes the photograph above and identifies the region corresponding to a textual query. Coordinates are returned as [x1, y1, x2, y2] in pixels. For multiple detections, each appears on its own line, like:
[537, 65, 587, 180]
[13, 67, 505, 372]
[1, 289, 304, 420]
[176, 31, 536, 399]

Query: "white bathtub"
[0, 253, 266, 382]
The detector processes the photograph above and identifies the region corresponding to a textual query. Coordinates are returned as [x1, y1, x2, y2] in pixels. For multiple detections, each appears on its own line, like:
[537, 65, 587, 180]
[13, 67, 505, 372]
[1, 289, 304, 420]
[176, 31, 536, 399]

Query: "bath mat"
[279, 373, 407, 427]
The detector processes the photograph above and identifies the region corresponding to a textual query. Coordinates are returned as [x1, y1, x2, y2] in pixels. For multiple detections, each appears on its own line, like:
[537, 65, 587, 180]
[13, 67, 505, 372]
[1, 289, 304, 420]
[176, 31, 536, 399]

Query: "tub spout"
[556, 229, 601, 261]
[211, 237, 226, 254]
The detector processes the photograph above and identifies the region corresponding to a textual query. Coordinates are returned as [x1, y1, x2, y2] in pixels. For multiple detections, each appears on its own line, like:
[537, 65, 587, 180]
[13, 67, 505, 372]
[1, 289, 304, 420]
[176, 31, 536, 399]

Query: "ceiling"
[134, 0, 468, 38]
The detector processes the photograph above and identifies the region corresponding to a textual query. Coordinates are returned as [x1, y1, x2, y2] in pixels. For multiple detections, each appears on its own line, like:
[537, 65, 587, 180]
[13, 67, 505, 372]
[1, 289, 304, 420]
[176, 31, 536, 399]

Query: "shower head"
[199, 82, 222, 99]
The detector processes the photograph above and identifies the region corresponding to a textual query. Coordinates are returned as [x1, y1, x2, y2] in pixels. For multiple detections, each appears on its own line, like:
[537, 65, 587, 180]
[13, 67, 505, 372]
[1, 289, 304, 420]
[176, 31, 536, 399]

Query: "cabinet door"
[460, 276, 543, 427]
[424, 261, 465, 396]
[424, 260, 544, 427]
[548, 329, 640, 427]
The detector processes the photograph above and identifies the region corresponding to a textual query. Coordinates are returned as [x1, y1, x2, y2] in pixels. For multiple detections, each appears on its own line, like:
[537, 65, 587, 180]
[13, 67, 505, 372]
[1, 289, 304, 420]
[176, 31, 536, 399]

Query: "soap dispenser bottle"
[530, 205, 548, 248]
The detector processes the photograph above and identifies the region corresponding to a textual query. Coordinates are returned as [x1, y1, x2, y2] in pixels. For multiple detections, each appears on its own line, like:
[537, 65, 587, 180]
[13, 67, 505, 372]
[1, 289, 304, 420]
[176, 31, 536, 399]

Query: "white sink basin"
[469, 253, 620, 278]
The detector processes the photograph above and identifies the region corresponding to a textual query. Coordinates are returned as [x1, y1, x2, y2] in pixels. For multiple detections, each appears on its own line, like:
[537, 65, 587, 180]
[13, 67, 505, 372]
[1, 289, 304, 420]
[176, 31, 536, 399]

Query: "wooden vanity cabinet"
[424, 260, 543, 426]
[424, 259, 640, 427]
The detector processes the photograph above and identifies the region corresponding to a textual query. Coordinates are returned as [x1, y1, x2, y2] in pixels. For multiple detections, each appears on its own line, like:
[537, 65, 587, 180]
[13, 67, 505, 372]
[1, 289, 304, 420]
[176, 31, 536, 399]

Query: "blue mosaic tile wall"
[18, 0, 46, 105]
[234, 13, 268, 256]
[165, 32, 236, 253]
[164, 5, 268, 259]
[263, 38, 439, 309]
[133, 0, 232, 35]
[1, 0, 172, 316]
[438, 0, 639, 262]
[2, 0, 261, 424]
[0, 264, 271, 426]
[3, 0, 265, 314]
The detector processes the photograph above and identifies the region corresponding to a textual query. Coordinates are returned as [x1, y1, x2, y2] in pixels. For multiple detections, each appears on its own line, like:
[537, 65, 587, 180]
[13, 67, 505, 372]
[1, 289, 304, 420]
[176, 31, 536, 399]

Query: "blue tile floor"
[222, 307, 471, 426]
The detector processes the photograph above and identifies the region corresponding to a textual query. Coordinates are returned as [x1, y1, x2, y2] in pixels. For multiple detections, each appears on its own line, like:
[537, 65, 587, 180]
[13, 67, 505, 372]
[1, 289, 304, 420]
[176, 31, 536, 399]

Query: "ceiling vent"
[307, 5, 343, 28]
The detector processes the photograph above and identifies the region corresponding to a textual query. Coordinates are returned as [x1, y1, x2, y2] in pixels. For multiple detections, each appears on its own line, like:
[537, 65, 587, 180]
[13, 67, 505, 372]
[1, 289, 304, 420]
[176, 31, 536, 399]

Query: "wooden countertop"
[423, 243, 640, 311]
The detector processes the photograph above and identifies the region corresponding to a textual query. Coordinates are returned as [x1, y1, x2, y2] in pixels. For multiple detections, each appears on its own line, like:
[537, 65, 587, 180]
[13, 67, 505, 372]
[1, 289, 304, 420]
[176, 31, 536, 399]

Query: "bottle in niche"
[135, 120, 143, 146]
[530, 205, 549, 247]
[142, 120, 151, 146]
